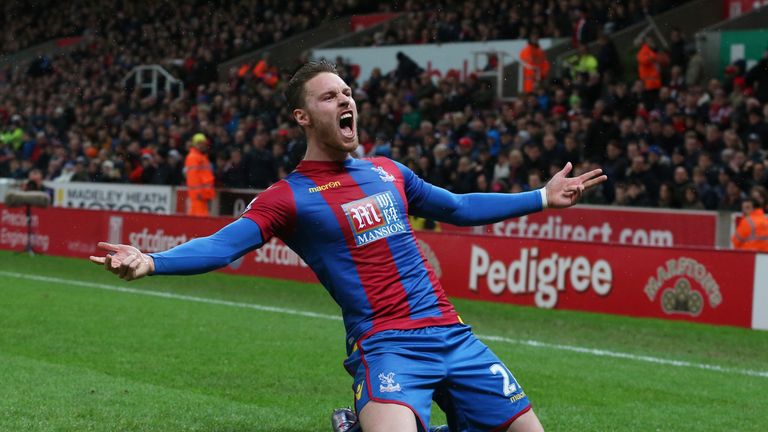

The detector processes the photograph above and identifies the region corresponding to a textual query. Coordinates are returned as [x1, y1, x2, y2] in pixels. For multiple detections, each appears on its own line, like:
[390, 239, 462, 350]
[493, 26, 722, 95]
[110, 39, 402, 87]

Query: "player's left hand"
[545, 162, 607, 209]
[89, 242, 155, 281]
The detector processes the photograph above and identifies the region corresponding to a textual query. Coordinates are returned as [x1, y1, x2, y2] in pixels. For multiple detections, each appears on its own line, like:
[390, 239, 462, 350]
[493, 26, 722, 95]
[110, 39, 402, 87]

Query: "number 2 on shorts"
[489, 363, 518, 396]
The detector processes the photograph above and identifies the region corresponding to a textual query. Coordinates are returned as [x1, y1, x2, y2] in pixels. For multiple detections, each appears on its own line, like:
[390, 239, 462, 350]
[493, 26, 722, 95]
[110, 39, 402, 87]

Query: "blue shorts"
[344, 324, 531, 431]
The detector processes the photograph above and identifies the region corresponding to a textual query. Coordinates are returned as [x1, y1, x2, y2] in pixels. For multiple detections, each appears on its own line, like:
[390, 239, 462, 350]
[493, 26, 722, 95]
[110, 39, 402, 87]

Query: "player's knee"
[359, 402, 418, 432]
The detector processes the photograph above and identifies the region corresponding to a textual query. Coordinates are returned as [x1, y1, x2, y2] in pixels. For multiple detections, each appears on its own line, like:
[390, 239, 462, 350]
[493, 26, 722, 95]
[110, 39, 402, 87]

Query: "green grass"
[1, 251, 767, 431]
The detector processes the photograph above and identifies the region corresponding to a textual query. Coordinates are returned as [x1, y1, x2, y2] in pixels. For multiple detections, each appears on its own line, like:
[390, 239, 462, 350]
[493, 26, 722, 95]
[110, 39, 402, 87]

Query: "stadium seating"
[0, 0, 766, 213]
[1, 0, 374, 56]
[359, 0, 686, 46]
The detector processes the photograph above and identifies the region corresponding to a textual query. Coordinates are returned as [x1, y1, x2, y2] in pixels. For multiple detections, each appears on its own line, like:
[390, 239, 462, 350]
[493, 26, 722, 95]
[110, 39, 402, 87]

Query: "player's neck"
[303, 139, 351, 162]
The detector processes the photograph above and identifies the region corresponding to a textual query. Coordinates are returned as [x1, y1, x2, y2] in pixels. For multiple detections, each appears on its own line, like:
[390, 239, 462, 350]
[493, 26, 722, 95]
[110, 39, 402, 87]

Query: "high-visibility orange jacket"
[185, 147, 215, 201]
[732, 208, 768, 252]
[637, 43, 662, 91]
[252, 59, 267, 78]
[520, 43, 550, 93]
[252, 59, 279, 87]
[237, 63, 251, 77]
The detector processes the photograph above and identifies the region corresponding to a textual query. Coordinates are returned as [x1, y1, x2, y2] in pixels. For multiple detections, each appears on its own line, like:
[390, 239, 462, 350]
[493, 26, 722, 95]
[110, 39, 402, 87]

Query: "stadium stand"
[1, 0, 767, 213]
[1, 0, 374, 56]
[361, 0, 687, 46]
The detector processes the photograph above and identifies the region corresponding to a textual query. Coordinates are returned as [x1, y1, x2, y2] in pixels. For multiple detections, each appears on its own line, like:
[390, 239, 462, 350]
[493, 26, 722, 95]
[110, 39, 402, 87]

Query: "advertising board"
[1, 205, 762, 329]
[439, 205, 718, 248]
[45, 182, 174, 214]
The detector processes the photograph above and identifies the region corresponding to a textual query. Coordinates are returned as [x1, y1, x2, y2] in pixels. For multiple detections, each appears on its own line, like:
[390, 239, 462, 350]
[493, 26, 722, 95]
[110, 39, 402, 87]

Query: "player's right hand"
[89, 242, 155, 281]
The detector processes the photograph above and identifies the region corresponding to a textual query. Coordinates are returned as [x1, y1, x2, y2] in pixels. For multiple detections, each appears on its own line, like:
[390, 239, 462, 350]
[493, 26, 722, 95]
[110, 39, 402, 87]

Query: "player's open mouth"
[339, 110, 355, 139]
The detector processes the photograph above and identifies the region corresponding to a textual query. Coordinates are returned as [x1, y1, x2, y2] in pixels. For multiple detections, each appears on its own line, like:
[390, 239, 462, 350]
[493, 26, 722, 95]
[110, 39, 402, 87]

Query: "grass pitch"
[1, 251, 767, 431]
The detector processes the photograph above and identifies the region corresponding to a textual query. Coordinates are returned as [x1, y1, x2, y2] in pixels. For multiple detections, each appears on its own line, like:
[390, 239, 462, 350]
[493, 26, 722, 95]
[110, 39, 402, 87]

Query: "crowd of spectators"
[1, 0, 768, 215]
[366, 0, 688, 46]
[333, 39, 768, 213]
[0, 0, 373, 186]
[1, 0, 372, 58]
[1, 0, 84, 55]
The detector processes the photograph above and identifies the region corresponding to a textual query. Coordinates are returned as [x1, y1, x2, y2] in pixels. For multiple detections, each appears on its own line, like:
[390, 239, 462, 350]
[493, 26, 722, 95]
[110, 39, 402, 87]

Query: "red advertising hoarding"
[723, 0, 756, 18]
[1, 205, 103, 258]
[0, 205, 756, 328]
[0, 205, 317, 283]
[107, 211, 317, 283]
[416, 231, 755, 328]
[438, 205, 718, 248]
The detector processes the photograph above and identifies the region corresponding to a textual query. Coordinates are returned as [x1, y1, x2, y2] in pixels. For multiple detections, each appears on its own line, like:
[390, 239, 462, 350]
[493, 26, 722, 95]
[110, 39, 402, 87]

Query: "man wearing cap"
[746, 133, 767, 163]
[185, 133, 215, 216]
[72, 157, 89, 182]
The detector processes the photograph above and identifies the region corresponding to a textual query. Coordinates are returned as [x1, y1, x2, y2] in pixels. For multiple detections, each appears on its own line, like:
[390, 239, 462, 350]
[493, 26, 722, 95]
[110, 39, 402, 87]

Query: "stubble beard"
[312, 117, 358, 156]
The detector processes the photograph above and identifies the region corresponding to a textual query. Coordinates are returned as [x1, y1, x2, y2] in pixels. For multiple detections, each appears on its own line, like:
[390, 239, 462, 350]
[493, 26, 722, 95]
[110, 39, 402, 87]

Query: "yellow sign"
[308, 181, 342, 193]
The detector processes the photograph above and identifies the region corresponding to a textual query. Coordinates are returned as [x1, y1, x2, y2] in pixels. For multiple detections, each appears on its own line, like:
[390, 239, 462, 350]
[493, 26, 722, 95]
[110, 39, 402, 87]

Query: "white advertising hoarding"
[752, 254, 768, 331]
[45, 182, 174, 214]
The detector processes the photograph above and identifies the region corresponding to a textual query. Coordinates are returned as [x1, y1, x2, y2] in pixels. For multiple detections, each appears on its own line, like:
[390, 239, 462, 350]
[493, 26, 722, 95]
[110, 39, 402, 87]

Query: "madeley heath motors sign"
[46, 182, 174, 214]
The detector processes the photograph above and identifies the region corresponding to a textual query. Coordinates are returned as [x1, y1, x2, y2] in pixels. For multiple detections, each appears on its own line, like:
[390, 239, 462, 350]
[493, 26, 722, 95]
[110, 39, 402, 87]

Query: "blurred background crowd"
[1, 0, 767, 213]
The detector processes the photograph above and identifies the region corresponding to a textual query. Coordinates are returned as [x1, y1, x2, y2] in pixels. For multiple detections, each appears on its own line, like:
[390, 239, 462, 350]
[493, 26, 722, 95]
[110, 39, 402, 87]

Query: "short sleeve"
[240, 180, 296, 242]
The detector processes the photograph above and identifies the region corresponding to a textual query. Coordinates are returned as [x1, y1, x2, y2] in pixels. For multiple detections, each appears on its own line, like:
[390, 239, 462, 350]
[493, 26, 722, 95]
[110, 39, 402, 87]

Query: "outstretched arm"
[405, 162, 606, 226]
[89, 217, 264, 281]
[410, 185, 546, 226]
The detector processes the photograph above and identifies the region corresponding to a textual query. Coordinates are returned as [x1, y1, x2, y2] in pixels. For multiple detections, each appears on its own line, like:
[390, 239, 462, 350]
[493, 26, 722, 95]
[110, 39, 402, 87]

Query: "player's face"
[295, 72, 358, 159]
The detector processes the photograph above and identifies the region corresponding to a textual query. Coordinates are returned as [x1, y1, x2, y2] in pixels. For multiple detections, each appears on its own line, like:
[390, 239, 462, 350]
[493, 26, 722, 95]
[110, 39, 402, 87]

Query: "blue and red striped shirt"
[243, 157, 460, 350]
[242, 157, 544, 351]
[152, 156, 544, 352]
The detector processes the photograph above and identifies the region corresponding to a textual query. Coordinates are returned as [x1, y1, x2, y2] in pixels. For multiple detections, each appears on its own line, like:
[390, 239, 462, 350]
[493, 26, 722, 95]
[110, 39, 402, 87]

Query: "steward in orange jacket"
[253, 58, 279, 88]
[236, 59, 279, 87]
[185, 133, 215, 216]
[519, 35, 550, 94]
[732, 199, 768, 252]
[637, 38, 662, 91]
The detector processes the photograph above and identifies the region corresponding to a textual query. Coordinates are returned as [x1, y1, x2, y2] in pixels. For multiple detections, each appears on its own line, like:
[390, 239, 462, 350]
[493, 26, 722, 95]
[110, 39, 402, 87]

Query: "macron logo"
[308, 181, 342, 193]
